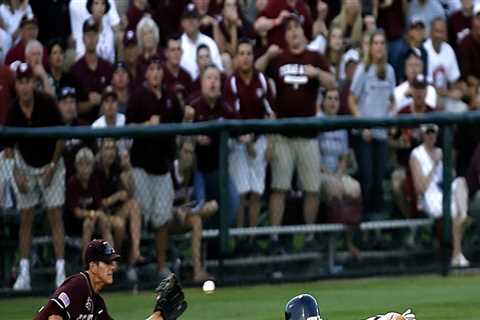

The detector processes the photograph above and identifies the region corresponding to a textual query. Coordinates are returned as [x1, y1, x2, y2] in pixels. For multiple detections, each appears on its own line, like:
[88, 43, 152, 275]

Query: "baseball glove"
[153, 274, 188, 320]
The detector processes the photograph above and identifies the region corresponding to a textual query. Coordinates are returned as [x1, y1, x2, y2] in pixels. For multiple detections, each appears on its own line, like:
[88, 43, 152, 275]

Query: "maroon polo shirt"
[67, 174, 102, 213]
[448, 10, 471, 47]
[266, 48, 330, 118]
[34, 271, 112, 320]
[4, 91, 62, 168]
[0, 66, 15, 125]
[376, 0, 405, 40]
[4, 40, 49, 67]
[458, 33, 480, 81]
[258, 0, 312, 49]
[162, 64, 193, 101]
[224, 71, 274, 120]
[191, 95, 238, 172]
[126, 85, 183, 175]
[70, 56, 113, 124]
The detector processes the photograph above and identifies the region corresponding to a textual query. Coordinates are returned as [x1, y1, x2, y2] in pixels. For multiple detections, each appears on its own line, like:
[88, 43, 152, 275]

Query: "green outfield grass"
[1, 274, 479, 320]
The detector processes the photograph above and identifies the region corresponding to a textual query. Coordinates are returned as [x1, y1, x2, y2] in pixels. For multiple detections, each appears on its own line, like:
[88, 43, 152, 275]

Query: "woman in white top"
[409, 124, 470, 268]
[74, 0, 118, 63]
[0, 0, 32, 40]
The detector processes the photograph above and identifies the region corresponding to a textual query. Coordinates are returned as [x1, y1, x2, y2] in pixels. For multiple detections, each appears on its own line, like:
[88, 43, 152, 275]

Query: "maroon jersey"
[266, 49, 330, 118]
[126, 85, 183, 175]
[448, 10, 471, 48]
[70, 56, 114, 124]
[34, 271, 113, 320]
[224, 71, 274, 120]
[191, 95, 238, 172]
[0, 66, 15, 125]
[258, 0, 312, 49]
[162, 65, 193, 102]
[458, 33, 480, 80]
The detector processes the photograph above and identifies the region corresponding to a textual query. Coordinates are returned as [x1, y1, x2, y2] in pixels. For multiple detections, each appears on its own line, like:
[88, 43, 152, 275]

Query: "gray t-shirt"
[317, 113, 349, 173]
[350, 62, 396, 139]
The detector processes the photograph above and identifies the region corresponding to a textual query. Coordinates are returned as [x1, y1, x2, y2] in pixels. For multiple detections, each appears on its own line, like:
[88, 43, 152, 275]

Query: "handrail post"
[218, 130, 230, 281]
[441, 125, 453, 276]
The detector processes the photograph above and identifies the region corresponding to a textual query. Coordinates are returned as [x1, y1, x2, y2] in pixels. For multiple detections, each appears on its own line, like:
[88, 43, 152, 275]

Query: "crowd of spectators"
[1, 0, 480, 290]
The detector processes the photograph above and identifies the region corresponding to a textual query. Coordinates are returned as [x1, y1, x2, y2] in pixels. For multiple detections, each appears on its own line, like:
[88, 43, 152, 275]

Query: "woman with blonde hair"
[349, 29, 395, 217]
[332, 0, 363, 47]
[324, 25, 345, 79]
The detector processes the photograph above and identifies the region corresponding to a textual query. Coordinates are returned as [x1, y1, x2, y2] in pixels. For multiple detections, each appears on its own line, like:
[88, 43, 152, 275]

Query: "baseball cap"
[113, 61, 128, 72]
[20, 13, 38, 28]
[11, 62, 33, 79]
[182, 3, 200, 19]
[343, 49, 360, 65]
[102, 85, 117, 101]
[408, 17, 425, 29]
[283, 12, 304, 26]
[59, 86, 77, 100]
[85, 239, 120, 266]
[123, 30, 137, 47]
[420, 124, 439, 134]
[411, 74, 428, 89]
[83, 17, 99, 33]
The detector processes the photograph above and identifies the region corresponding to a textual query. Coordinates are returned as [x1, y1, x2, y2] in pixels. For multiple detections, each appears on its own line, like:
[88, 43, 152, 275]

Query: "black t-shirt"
[5, 91, 63, 168]
[34, 271, 113, 320]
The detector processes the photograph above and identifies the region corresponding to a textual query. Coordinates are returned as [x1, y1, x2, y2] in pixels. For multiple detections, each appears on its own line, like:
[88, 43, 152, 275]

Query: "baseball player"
[284, 293, 416, 320]
[34, 239, 187, 320]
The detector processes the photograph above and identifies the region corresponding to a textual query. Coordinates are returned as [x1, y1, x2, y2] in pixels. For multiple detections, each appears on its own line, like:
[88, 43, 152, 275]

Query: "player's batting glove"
[153, 274, 188, 320]
[402, 309, 416, 320]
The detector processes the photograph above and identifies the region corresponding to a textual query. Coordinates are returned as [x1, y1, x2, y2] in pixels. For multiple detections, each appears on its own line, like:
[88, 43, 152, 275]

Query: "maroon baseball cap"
[102, 85, 118, 101]
[84, 239, 120, 266]
[147, 55, 162, 67]
[182, 3, 200, 19]
[83, 17, 99, 33]
[123, 30, 137, 47]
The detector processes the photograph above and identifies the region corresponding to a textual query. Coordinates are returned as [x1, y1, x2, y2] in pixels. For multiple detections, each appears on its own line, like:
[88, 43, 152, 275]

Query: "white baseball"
[202, 280, 215, 294]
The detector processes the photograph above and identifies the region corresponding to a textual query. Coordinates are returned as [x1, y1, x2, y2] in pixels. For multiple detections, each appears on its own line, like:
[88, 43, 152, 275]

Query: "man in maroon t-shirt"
[448, 0, 473, 48]
[458, 5, 480, 92]
[255, 14, 334, 249]
[163, 34, 193, 109]
[255, 0, 312, 49]
[4, 13, 48, 67]
[224, 39, 274, 247]
[190, 64, 240, 228]
[5, 63, 66, 291]
[70, 18, 114, 124]
[126, 56, 190, 276]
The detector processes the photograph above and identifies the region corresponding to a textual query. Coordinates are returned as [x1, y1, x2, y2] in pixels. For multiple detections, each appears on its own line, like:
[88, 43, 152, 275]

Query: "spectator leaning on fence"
[349, 29, 396, 218]
[5, 63, 66, 291]
[255, 13, 335, 251]
[126, 55, 191, 278]
[224, 38, 274, 252]
[409, 124, 470, 268]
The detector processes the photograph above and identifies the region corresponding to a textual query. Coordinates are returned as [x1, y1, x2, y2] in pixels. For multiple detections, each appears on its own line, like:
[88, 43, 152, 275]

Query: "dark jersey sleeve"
[94, 295, 114, 320]
[34, 275, 90, 320]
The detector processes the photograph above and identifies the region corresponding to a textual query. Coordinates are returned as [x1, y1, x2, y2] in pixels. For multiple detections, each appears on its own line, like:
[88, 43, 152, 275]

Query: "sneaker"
[55, 269, 65, 288]
[126, 267, 138, 282]
[13, 273, 31, 291]
[451, 253, 470, 268]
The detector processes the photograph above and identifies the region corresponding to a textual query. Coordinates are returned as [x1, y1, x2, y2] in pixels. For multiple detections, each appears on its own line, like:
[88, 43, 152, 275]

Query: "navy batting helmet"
[285, 294, 322, 320]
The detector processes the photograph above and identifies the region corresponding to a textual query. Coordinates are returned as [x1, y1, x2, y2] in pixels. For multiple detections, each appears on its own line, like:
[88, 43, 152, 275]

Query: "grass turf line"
[1, 274, 479, 320]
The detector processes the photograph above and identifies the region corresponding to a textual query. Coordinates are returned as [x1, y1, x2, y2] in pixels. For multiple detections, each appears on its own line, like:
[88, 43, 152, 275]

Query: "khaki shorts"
[271, 135, 320, 192]
[12, 153, 65, 210]
[133, 168, 174, 228]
